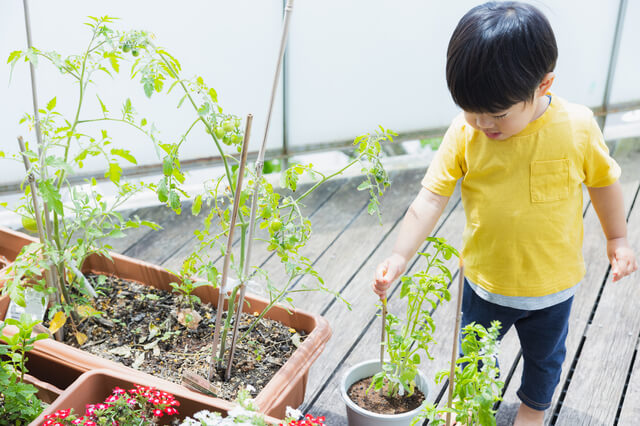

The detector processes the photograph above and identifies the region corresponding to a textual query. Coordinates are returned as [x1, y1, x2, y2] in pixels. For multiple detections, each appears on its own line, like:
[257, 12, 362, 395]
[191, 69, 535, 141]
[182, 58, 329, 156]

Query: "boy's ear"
[537, 72, 555, 95]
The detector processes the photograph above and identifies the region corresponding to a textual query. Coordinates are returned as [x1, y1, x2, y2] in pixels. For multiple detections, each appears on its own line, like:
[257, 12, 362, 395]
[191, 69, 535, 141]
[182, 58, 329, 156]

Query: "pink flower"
[72, 417, 86, 425]
[112, 387, 126, 395]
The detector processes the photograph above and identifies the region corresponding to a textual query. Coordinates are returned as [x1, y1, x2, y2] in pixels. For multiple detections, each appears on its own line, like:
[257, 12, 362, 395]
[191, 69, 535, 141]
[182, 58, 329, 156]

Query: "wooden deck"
[103, 167, 639, 425]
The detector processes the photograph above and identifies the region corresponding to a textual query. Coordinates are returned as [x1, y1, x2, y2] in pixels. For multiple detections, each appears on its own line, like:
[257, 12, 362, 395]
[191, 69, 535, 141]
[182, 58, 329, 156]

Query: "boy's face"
[463, 95, 549, 140]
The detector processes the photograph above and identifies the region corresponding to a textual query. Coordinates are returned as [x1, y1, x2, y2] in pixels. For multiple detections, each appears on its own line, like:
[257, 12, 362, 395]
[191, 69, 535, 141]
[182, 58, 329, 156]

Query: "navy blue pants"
[461, 280, 573, 411]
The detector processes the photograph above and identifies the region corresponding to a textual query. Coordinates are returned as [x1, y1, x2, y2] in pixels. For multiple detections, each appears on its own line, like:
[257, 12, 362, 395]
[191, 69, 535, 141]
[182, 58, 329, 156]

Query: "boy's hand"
[373, 253, 408, 300]
[607, 237, 638, 282]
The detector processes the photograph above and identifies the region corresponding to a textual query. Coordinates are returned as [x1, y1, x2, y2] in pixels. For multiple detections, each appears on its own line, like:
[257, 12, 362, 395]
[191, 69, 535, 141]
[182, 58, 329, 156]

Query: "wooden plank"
[495, 181, 639, 425]
[617, 335, 640, 424]
[105, 204, 185, 255]
[555, 182, 640, 425]
[306, 184, 463, 425]
[120, 201, 208, 265]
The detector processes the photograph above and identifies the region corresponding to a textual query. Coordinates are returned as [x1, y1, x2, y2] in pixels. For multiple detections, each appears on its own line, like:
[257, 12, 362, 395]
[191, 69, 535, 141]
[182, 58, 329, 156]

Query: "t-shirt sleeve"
[583, 117, 621, 187]
[421, 118, 466, 196]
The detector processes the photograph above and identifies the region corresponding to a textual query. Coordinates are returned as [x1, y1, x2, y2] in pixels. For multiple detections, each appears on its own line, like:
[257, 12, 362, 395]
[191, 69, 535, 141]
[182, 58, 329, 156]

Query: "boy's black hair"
[446, 1, 557, 113]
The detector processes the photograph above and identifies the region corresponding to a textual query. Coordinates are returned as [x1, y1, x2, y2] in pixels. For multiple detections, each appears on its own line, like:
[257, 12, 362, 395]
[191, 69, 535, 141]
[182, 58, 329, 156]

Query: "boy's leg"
[513, 296, 573, 415]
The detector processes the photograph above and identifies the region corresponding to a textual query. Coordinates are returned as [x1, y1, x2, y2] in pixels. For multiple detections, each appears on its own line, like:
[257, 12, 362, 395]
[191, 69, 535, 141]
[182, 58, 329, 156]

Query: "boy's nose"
[476, 116, 495, 129]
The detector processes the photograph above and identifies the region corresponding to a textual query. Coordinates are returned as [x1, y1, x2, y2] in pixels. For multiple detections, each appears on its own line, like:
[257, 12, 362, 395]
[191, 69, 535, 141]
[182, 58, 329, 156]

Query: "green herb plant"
[371, 237, 458, 398]
[414, 321, 504, 426]
[0, 314, 49, 425]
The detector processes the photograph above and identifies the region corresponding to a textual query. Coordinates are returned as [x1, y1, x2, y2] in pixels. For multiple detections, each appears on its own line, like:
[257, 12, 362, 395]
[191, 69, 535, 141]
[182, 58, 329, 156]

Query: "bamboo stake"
[446, 258, 464, 426]
[223, 0, 296, 381]
[17, 136, 63, 340]
[380, 297, 387, 366]
[22, 0, 64, 303]
[208, 115, 253, 380]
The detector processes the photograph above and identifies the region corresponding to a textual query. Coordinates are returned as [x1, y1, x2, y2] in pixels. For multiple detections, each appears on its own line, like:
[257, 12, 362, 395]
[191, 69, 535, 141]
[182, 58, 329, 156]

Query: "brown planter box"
[0, 226, 332, 418]
[29, 368, 282, 425]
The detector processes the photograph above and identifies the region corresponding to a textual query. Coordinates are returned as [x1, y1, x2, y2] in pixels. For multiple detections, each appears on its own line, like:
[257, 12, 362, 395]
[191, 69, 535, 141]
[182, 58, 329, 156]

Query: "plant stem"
[151, 47, 237, 204]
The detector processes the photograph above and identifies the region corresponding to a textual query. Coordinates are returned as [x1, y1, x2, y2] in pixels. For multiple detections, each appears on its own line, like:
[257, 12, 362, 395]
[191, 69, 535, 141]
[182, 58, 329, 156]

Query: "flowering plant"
[41, 384, 180, 426]
[179, 388, 324, 425]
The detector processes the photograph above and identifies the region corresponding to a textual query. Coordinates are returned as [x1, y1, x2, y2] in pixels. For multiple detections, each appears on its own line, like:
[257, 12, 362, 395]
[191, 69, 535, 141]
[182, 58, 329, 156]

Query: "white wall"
[0, 0, 284, 186]
[1, 0, 637, 187]
[610, 0, 640, 104]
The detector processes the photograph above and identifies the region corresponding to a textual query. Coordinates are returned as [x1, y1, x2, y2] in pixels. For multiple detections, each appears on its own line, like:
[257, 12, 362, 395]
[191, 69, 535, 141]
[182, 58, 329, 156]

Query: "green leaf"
[162, 157, 173, 176]
[46, 97, 56, 111]
[111, 148, 137, 164]
[39, 180, 64, 215]
[157, 179, 168, 202]
[105, 162, 122, 184]
[357, 180, 370, 191]
[197, 102, 210, 117]
[208, 88, 218, 102]
[172, 167, 185, 184]
[192, 195, 203, 216]
[109, 55, 119, 73]
[176, 94, 187, 109]
[143, 81, 154, 98]
[96, 95, 109, 114]
[7, 50, 21, 64]
[169, 191, 181, 211]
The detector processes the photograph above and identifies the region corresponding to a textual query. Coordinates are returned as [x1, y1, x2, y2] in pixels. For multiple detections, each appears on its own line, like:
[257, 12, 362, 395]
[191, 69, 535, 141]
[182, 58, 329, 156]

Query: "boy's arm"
[587, 181, 638, 281]
[372, 187, 450, 299]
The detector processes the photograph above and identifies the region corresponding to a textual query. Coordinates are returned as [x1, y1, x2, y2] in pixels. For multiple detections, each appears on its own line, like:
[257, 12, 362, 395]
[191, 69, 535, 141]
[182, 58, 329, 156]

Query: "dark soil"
[55, 274, 306, 401]
[347, 376, 425, 415]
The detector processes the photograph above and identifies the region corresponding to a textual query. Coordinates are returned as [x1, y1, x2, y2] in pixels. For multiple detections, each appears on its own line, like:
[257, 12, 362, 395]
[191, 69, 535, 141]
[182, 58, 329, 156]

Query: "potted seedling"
[0, 314, 49, 424]
[340, 237, 458, 425]
[412, 321, 503, 426]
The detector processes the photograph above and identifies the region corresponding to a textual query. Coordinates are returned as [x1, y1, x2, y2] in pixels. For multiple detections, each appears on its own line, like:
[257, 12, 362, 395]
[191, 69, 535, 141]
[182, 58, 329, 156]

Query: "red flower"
[164, 407, 178, 415]
[153, 409, 163, 417]
[60, 409, 72, 418]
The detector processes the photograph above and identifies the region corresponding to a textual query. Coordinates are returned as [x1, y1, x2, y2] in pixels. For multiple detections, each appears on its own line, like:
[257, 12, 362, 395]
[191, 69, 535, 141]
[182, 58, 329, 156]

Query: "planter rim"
[30, 368, 283, 426]
[340, 359, 430, 420]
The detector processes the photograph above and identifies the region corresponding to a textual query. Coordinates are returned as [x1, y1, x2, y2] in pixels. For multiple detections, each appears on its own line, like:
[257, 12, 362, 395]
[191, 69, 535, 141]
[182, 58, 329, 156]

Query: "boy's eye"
[493, 113, 508, 119]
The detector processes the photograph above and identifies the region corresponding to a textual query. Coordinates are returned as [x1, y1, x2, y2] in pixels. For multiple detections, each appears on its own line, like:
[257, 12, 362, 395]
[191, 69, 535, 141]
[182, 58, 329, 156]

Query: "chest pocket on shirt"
[530, 159, 569, 203]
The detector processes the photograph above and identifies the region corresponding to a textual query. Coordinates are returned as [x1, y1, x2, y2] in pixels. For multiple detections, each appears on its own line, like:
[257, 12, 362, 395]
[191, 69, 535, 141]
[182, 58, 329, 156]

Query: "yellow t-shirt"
[422, 95, 621, 297]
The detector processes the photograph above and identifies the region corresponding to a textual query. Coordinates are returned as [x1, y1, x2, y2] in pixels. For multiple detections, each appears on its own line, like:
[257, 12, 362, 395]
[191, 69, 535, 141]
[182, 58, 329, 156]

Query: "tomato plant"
[371, 237, 458, 398]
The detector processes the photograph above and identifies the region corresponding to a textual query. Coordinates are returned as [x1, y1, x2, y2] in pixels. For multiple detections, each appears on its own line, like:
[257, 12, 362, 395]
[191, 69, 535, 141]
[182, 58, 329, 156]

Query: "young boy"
[373, 2, 638, 425]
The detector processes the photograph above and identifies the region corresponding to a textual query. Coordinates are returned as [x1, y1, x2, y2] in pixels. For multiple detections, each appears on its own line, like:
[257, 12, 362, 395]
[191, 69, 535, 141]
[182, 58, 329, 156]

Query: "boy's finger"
[611, 258, 620, 281]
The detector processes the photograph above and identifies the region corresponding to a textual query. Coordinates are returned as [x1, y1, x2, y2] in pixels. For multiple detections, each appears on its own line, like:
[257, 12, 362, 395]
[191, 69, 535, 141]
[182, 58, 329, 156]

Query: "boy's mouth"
[484, 131, 502, 139]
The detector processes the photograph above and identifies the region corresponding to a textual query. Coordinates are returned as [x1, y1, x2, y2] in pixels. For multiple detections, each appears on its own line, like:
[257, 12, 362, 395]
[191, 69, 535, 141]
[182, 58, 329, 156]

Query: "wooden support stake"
[222, 0, 296, 382]
[380, 297, 387, 366]
[208, 115, 253, 380]
[446, 259, 464, 426]
[17, 136, 62, 340]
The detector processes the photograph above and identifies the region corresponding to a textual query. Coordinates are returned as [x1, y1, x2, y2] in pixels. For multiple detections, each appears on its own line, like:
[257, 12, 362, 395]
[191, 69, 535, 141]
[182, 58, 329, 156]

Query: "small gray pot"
[340, 359, 431, 426]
